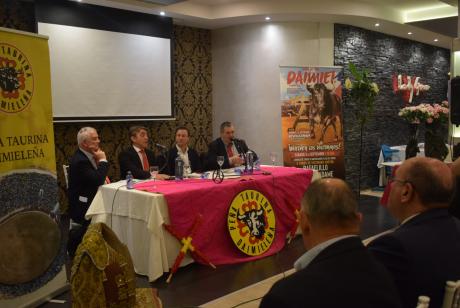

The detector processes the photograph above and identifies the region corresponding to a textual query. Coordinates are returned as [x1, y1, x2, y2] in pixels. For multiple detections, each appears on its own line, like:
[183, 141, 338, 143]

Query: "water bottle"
[126, 171, 134, 189]
[246, 151, 254, 174]
[175, 156, 184, 180]
[416, 296, 430, 308]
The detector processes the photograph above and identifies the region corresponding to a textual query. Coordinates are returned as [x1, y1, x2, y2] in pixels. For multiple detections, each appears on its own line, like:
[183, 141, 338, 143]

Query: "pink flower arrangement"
[398, 101, 449, 124]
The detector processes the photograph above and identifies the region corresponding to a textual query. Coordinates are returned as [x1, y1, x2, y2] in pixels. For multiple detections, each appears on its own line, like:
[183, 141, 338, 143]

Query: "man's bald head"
[302, 178, 360, 229]
[402, 157, 454, 206]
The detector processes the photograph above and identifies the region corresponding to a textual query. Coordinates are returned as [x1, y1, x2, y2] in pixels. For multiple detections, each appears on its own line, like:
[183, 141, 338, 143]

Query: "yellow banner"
[0, 27, 56, 174]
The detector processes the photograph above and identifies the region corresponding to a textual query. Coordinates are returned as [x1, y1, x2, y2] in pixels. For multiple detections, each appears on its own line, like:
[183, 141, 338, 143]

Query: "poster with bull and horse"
[280, 66, 345, 179]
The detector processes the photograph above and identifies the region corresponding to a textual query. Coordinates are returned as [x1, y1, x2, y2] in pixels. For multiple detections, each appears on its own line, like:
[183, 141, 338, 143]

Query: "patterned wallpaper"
[0, 1, 212, 211]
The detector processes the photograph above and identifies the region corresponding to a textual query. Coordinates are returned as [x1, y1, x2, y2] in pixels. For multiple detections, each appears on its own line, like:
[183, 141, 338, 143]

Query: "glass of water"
[149, 166, 159, 188]
[269, 152, 277, 166]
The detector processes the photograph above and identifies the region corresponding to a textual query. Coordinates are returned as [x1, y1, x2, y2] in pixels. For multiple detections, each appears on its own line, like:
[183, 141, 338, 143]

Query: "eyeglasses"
[388, 176, 416, 190]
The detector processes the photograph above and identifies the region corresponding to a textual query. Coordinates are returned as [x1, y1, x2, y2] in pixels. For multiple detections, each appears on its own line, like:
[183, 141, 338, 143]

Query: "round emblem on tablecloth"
[227, 189, 276, 256]
[0, 43, 34, 114]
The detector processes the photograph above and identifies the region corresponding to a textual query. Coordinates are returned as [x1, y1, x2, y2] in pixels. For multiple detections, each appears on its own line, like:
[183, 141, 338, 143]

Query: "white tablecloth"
[85, 181, 194, 281]
[85, 168, 321, 281]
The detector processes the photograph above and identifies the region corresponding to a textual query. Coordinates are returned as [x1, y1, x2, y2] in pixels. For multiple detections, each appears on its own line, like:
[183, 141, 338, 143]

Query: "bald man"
[368, 157, 460, 308]
[260, 178, 401, 308]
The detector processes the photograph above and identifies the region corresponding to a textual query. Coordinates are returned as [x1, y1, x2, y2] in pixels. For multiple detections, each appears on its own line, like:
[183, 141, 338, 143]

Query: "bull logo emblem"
[237, 208, 266, 239]
[0, 43, 34, 114]
[227, 189, 276, 256]
[0, 67, 21, 92]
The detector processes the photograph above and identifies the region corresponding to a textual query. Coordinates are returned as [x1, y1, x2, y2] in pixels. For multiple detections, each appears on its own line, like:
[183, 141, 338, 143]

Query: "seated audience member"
[368, 157, 460, 308]
[450, 156, 460, 219]
[206, 121, 257, 170]
[260, 178, 402, 308]
[165, 126, 202, 176]
[68, 127, 109, 256]
[118, 126, 167, 180]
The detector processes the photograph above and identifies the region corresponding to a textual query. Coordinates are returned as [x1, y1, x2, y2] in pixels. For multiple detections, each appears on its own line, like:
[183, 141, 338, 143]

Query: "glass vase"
[405, 123, 419, 159]
[424, 122, 448, 161]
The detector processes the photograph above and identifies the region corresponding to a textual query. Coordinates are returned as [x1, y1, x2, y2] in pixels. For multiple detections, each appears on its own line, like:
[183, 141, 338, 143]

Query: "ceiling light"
[265, 16, 271, 21]
[408, 32, 412, 35]
[160, 11, 166, 16]
[375, 23, 380, 27]
[434, 38, 439, 42]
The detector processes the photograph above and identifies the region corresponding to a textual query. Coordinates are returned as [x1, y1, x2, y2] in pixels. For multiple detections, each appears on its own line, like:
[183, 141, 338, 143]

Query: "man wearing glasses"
[368, 157, 460, 308]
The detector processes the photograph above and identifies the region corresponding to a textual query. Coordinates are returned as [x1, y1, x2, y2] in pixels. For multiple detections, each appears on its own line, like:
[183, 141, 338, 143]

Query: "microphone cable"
[110, 183, 126, 229]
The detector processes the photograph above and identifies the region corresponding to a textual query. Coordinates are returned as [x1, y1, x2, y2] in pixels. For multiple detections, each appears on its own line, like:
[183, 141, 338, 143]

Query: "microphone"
[153, 143, 167, 150]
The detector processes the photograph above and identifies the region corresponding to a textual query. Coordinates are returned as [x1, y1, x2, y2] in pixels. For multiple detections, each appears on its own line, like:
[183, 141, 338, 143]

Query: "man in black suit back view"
[67, 127, 109, 256]
[260, 178, 402, 308]
[368, 157, 460, 308]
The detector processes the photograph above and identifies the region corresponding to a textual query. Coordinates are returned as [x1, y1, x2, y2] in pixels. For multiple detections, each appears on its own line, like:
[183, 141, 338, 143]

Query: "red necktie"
[227, 143, 234, 158]
[140, 150, 149, 171]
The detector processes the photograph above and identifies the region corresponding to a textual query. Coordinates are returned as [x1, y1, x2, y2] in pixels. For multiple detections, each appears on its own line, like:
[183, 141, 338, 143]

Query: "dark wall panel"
[334, 24, 450, 190]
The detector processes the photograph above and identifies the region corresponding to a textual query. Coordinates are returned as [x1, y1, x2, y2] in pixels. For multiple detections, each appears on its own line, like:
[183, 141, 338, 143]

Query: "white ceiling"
[81, 0, 458, 49]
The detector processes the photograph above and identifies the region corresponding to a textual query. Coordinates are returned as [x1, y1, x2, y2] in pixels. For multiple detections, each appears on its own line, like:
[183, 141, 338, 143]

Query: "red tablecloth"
[134, 167, 313, 265]
[380, 165, 400, 206]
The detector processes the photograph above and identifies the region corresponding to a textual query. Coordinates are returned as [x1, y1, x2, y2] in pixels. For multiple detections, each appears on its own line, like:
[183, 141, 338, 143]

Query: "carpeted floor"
[39, 195, 396, 308]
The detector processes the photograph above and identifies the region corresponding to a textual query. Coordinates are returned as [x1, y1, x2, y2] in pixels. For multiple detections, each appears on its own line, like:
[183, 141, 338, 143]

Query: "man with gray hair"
[67, 127, 109, 256]
[260, 178, 401, 308]
[368, 157, 460, 308]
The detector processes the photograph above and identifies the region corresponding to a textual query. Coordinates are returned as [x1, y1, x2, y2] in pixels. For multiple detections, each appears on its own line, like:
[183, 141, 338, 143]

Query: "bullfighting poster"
[280, 66, 345, 179]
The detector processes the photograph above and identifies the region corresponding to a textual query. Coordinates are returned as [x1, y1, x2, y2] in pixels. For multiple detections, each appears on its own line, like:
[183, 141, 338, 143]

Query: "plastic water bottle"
[246, 151, 254, 174]
[126, 171, 134, 189]
[416, 296, 430, 308]
[175, 156, 184, 180]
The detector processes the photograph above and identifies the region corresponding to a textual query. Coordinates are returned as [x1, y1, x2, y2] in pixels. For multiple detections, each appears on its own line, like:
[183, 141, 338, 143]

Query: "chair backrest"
[442, 280, 460, 308]
[63, 164, 70, 189]
[381, 145, 398, 162]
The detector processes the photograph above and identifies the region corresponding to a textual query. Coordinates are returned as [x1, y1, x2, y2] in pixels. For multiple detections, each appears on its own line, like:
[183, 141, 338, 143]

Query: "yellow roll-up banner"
[0, 27, 56, 173]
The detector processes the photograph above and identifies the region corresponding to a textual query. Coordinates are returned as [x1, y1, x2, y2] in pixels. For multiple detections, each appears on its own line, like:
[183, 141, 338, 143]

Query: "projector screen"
[38, 22, 172, 121]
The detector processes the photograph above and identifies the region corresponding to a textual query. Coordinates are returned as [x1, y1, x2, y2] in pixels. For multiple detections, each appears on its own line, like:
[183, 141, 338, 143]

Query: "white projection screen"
[38, 22, 172, 121]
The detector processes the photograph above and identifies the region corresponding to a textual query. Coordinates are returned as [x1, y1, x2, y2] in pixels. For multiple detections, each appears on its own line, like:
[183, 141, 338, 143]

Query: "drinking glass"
[150, 166, 159, 188]
[269, 152, 277, 166]
[217, 156, 224, 168]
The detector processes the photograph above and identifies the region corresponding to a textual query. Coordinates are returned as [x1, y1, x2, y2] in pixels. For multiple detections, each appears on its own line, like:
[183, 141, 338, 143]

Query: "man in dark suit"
[205, 121, 257, 170]
[450, 156, 460, 219]
[368, 157, 460, 308]
[119, 126, 167, 180]
[68, 127, 109, 256]
[165, 126, 202, 176]
[260, 178, 402, 308]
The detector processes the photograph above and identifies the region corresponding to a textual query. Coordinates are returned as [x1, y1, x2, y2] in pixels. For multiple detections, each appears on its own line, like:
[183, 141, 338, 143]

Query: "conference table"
[85, 166, 320, 281]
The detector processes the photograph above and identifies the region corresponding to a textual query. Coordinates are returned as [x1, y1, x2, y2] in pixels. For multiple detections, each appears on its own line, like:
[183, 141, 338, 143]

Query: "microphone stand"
[152, 142, 169, 174]
[233, 139, 247, 173]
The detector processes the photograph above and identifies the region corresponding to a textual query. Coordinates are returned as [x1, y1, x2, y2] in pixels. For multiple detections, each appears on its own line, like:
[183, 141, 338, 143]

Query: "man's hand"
[93, 149, 107, 163]
[156, 173, 170, 180]
[230, 155, 244, 167]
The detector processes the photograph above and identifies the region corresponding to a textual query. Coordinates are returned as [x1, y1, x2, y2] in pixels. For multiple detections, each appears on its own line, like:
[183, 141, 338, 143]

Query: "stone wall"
[334, 24, 450, 190]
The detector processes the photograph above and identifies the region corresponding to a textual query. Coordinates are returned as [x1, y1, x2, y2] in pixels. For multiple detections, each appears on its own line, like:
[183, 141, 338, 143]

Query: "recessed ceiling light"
[408, 32, 413, 35]
[265, 16, 271, 21]
[160, 11, 166, 16]
[434, 38, 439, 42]
[375, 23, 380, 27]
